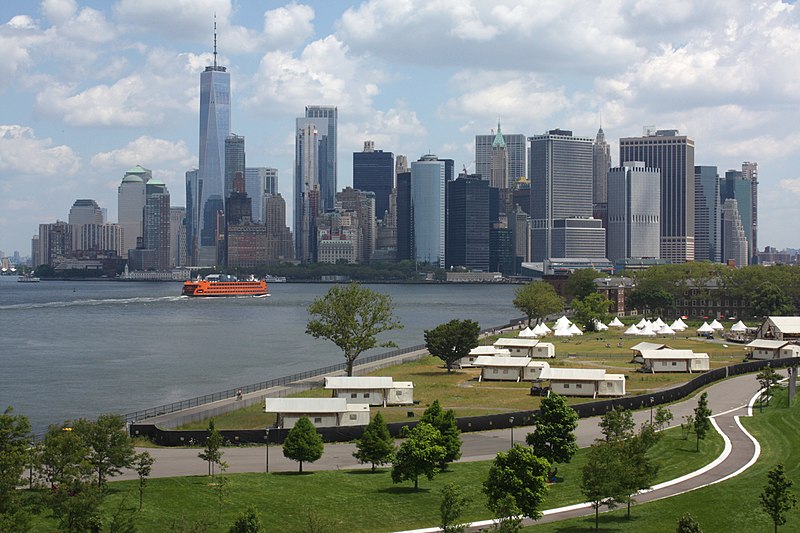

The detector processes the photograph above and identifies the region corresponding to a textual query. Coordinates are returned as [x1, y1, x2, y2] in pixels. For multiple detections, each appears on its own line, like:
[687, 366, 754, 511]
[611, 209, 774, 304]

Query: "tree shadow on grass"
[345, 468, 390, 475]
[376, 485, 432, 495]
[548, 513, 642, 532]
[272, 471, 315, 476]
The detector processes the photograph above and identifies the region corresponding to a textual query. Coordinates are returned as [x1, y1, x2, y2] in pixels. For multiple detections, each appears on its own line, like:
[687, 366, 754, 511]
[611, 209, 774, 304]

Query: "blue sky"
[2, 0, 800, 257]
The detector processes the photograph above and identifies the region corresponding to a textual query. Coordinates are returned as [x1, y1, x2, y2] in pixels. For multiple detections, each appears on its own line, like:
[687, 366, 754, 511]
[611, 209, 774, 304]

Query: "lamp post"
[649, 397, 654, 425]
[509, 416, 515, 448]
[265, 428, 270, 473]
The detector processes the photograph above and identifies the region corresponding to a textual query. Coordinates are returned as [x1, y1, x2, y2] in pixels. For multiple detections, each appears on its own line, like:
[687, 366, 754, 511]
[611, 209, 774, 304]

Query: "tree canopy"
[564, 269, 602, 302]
[424, 319, 481, 372]
[352, 413, 395, 471]
[197, 419, 227, 478]
[599, 407, 635, 443]
[581, 440, 625, 530]
[484, 444, 550, 520]
[72, 414, 135, 487]
[0, 407, 31, 514]
[693, 392, 712, 451]
[420, 400, 462, 468]
[526, 394, 579, 469]
[512, 282, 563, 327]
[391, 422, 446, 490]
[571, 293, 613, 332]
[760, 463, 797, 533]
[306, 283, 403, 376]
[751, 281, 795, 317]
[282, 416, 324, 473]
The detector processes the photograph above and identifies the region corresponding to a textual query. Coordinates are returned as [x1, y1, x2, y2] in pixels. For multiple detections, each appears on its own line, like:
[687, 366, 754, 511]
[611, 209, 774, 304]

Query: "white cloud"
[7, 15, 37, 30]
[41, 0, 78, 25]
[0, 125, 80, 177]
[90, 135, 194, 172]
[779, 178, 800, 196]
[113, 0, 232, 40]
[263, 4, 315, 49]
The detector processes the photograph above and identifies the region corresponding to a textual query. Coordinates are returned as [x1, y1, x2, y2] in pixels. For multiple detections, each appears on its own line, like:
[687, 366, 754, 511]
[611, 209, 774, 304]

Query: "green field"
[178, 328, 747, 430]
[25, 423, 723, 532]
[523, 386, 800, 532]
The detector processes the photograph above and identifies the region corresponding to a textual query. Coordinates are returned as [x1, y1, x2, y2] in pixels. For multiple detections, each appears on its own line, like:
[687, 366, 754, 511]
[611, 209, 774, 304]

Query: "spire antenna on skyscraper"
[213, 14, 218, 68]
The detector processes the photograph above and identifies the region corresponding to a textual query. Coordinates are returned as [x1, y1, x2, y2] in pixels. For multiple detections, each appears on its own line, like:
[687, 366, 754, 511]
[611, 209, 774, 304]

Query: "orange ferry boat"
[181, 274, 269, 297]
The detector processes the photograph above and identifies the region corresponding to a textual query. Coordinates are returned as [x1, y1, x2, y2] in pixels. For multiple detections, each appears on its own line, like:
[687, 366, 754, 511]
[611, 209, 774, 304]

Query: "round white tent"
[532, 323, 547, 336]
[568, 323, 584, 335]
[697, 322, 714, 334]
[709, 319, 724, 331]
[730, 320, 747, 332]
[518, 326, 536, 338]
[553, 327, 573, 337]
[658, 324, 676, 335]
[624, 325, 640, 335]
[539, 323, 552, 333]
[652, 317, 665, 328]
[608, 317, 624, 327]
[554, 316, 572, 329]
[593, 319, 609, 331]
[669, 319, 686, 331]
[638, 324, 657, 336]
[636, 318, 648, 328]
[676, 318, 688, 329]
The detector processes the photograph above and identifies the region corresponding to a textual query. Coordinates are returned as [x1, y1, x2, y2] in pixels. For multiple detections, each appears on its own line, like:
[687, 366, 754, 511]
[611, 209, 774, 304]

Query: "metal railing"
[122, 319, 522, 424]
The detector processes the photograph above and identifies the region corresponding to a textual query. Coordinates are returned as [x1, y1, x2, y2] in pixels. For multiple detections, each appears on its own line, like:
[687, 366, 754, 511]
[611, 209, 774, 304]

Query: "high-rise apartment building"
[742, 161, 758, 262]
[244, 167, 277, 223]
[721, 199, 748, 267]
[264, 193, 294, 262]
[395, 171, 412, 261]
[353, 141, 394, 220]
[721, 169, 753, 264]
[508, 204, 531, 270]
[619, 129, 695, 263]
[446, 173, 489, 271]
[130, 179, 170, 270]
[38, 221, 72, 266]
[607, 162, 661, 263]
[170, 207, 186, 267]
[77, 224, 124, 256]
[305, 105, 337, 211]
[117, 166, 150, 258]
[197, 29, 231, 265]
[694, 165, 721, 263]
[68, 199, 104, 250]
[476, 125, 526, 182]
[337, 187, 376, 263]
[224, 134, 245, 197]
[185, 169, 199, 264]
[411, 155, 446, 268]
[294, 119, 325, 262]
[529, 129, 595, 261]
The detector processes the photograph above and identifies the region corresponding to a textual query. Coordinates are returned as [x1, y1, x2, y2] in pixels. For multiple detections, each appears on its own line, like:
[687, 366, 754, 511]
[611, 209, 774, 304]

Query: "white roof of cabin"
[639, 349, 708, 360]
[539, 367, 607, 381]
[630, 342, 667, 352]
[473, 355, 531, 367]
[265, 397, 349, 413]
[391, 381, 414, 389]
[469, 346, 510, 356]
[494, 338, 540, 348]
[603, 373, 626, 382]
[324, 376, 393, 390]
[767, 317, 800, 333]
[747, 339, 790, 350]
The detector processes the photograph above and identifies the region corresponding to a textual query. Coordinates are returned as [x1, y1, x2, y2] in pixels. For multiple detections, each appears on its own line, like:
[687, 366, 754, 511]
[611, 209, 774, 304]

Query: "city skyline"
[2, 1, 800, 255]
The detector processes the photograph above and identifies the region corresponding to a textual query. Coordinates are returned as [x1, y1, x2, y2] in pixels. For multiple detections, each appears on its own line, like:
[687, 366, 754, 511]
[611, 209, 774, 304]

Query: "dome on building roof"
[147, 178, 166, 186]
[121, 174, 144, 183]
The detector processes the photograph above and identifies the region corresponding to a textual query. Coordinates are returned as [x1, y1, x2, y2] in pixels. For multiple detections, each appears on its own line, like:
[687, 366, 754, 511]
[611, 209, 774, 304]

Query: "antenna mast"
[213, 14, 218, 68]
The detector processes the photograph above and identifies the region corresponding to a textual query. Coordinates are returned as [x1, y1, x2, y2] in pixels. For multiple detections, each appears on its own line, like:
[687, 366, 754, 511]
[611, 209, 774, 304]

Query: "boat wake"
[0, 295, 187, 311]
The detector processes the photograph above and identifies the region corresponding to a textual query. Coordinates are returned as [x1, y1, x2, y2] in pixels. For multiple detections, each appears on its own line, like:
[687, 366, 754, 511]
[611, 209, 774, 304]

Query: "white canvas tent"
[553, 327, 573, 337]
[638, 324, 657, 336]
[676, 318, 688, 329]
[669, 319, 687, 331]
[568, 323, 584, 335]
[697, 322, 714, 334]
[532, 323, 548, 336]
[652, 317, 665, 328]
[554, 316, 572, 329]
[636, 318, 648, 328]
[608, 317, 624, 327]
[539, 323, 552, 333]
[730, 320, 747, 332]
[593, 319, 609, 331]
[710, 319, 724, 331]
[657, 324, 676, 335]
[624, 325, 640, 335]
[518, 327, 537, 338]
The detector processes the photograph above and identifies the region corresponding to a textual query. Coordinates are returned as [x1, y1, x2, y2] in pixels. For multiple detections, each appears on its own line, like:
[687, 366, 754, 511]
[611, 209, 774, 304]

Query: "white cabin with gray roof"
[493, 338, 555, 358]
[746, 339, 800, 360]
[538, 367, 625, 397]
[458, 345, 510, 368]
[324, 376, 414, 406]
[264, 398, 370, 429]
[639, 349, 710, 373]
[472, 356, 549, 381]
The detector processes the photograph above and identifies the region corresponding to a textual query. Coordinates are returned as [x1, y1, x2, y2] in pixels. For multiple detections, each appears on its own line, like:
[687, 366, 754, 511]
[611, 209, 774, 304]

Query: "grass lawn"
[522, 385, 800, 532]
[23, 424, 723, 533]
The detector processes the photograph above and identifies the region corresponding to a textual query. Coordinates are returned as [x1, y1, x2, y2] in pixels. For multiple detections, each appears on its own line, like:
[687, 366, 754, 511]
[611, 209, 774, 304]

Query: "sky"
[2, 0, 800, 257]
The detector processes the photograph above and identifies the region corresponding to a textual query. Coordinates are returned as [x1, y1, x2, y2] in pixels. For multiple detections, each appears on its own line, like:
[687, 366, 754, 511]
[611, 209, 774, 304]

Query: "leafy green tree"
[353, 413, 395, 471]
[526, 393, 578, 476]
[282, 416, 324, 473]
[391, 422, 446, 490]
[46, 478, 104, 533]
[581, 441, 625, 531]
[760, 464, 797, 533]
[628, 285, 674, 317]
[564, 268, 602, 302]
[512, 282, 563, 326]
[424, 319, 481, 372]
[306, 283, 403, 376]
[229, 506, 265, 533]
[757, 366, 780, 408]
[420, 400, 462, 468]
[654, 406, 674, 431]
[618, 423, 660, 518]
[133, 451, 154, 510]
[599, 406, 635, 443]
[198, 419, 227, 478]
[72, 414, 135, 488]
[676, 512, 704, 533]
[486, 494, 523, 532]
[484, 444, 550, 520]
[752, 281, 795, 317]
[571, 293, 613, 332]
[37, 424, 90, 488]
[0, 407, 31, 513]
[693, 392, 712, 451]
[440, 482, 471, 533]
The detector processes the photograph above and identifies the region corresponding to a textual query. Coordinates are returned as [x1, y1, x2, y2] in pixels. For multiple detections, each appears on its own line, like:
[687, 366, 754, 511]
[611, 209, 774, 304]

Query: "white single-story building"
[493, 337, 540, 356]
[537, 367, 626, 398]
[324, 376, 414, 406]
[638, 349, 710, 373]
[746, 339, 800, 360]
[472, 356, 550, 381]
[758, 317, 800, 342]
[265, 398, 370, 429]
[458, 346, 511, 368]
[629, 342, 670, 362]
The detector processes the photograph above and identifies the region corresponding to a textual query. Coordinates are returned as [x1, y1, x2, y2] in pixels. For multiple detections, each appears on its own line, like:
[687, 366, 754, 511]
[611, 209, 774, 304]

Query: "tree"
[676, 512, 704, 533]
[484, 444, 550, 520]
[306, 283, 403, 376]
[693, 392, 712, 451]
[599, 406, 635, 443]
[617, 424, 660, 518]
[198, 419, 227, 478]
[654, 406, 674, 431]
[760, 464, 797, 533]
[487, 494, 523, 532]
[526, 394, 578, 476]
[581, 441, 625, 531]
[571, 293, 613, 332]
[37, 424, 90, 489]
[391, 422, 446, 490]
[282, 416, 324, 473]
[512, 282, 563, 327]
[757, 366, 780, 409]
[229, 506, 265, 533]
[752, 281, 795, 317]
[47, 478, 104, 533]
[72, 414, 135, 488]
[353, 413, 395, 471]
[0, 407, 31, 513]
[564, 269, 602, 302]
[440, 482, 471, 533]
[628, 285, 674, 317]
[132, 451, 154, 510]
[424, 319, 481, 372]
[420, 400, 462, 468]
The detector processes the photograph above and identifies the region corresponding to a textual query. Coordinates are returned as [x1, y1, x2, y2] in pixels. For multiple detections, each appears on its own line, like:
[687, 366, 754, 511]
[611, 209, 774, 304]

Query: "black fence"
[123, 319, 525, 425]
[129, 356, 799, 446]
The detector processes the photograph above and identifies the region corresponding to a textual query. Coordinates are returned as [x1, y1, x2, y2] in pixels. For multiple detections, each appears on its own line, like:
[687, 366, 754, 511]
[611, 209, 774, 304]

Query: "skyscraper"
[489, 123, 509, 190]
[337, 187, 376, 263]
[721, 168, 753, 264]
[694, 165, 721, 263]
[117, 166, 150, 258]
[619, 129, 695, 263]
[742, 161, 758, 261]
[607, 162, 661, 263]
[224, 134, 245, 197]
[305, 105, 337, 211]
[197, 25, 231, 265]
[529, 129, 595, 261]
[244, 167, 277, 223]
[142, 179, 171, 270]
[395, 170, 412, 261]
[68, 199, 103, 227]
[353, 141, 394, 220]
[721, 199, 748, 267]
[446, 173, 489, 271]
[592, 126, 611, 231]
[476, 126, 526, 182]
[264, 193, 294, 262]
[184, 169, 199, 264]
[294, 120, 324, 262]
[170, 207, 186, 267]
[411, 155, 446, 267]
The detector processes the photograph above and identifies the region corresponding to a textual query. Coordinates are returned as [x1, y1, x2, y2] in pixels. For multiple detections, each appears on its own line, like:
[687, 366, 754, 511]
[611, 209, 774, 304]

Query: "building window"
[364, 393, 370, 398]
[349, 414, 357, 421]
[672, 361, 677, 366]
[350, 393, 357, 398]
[576, 383, 582, 389]
[503, 369, 509, 374]
[564, 383, 570, 388]
[314, 417, 322, 424]
[607, 382, 613, 388]
[396, 390, 402, 397]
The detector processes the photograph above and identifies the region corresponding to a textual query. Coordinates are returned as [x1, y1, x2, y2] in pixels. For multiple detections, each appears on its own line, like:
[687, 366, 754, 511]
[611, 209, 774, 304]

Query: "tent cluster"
[697, 319, 726, 334]
[623, 317, 687, 336]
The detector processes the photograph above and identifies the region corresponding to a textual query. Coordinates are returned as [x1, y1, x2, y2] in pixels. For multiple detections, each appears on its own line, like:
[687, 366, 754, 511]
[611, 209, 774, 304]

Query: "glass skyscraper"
[305, 105, 337, 211]
[410, 155, 446, 268]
